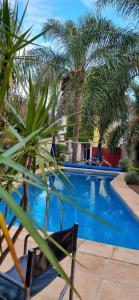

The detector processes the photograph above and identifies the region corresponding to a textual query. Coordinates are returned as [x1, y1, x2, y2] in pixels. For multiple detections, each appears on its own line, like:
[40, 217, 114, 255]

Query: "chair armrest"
[23, 234, 31, 255]
[0, 271, 24, 289]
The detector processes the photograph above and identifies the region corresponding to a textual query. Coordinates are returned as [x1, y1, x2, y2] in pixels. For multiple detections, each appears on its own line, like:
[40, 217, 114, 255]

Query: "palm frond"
[107, 124, 126, 151]
[96, 0, 139, 19]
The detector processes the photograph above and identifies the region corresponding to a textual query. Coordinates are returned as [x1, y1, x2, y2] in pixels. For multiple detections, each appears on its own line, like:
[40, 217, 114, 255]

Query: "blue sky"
[13, 0, 135, 45]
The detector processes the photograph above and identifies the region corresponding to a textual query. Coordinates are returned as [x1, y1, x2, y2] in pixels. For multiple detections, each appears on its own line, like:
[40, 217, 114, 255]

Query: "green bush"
[78, 136, 90, 142]
[57, 143, 67, 154]
[128, 164, 139, 175]
[125, 170, 139, 185]
[119, 158, 129, 171]
[56, 143, 68, 161]
[59, 154, 65, 162]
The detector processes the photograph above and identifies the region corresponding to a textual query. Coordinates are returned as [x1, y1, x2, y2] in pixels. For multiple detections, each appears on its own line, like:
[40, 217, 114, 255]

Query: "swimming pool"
[1, 170, 139, 250]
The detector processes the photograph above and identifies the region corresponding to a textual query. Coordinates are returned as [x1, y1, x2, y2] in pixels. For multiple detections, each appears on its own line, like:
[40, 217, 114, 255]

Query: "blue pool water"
[1, 170, 139, 250]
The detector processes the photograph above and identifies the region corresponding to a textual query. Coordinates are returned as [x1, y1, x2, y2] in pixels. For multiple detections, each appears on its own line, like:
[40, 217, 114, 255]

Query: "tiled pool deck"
[2, 229, 139, 300]
[2, 169, 139, 299]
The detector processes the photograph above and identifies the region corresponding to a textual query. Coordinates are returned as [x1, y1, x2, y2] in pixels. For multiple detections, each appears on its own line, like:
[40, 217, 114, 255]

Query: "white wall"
[66, 141, 92, 162]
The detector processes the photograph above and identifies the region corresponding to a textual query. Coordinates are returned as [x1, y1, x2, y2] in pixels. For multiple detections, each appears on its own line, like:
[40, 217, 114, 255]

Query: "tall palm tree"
[39, 15, 136, 162]
[82, 30, 139, 151]
[96, 0, 139, 19]
[106, 81, 139, 164]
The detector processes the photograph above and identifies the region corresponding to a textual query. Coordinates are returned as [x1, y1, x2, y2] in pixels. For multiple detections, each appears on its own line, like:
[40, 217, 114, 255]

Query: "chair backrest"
[25, 224, 78, 287]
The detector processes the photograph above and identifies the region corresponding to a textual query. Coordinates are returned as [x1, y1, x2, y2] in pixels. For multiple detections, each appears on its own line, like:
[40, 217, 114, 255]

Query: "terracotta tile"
[1, 239, 24, 271]
[2, 227, 139, 300]
[8, 226, 46, 242]
[113, 246, 139, 265]
[60, 256, 73, 276]
[1, 253, 13, 272]
[33, 270, 101, 300]
[78, 240, 115, 259]
[33, 253, 102, 300]
[32, 277, 64, 300]
[73, 270, 101, 300]
[96, 279, 139, 300]
[76, 252, 107, 275]
[103, 259, 139, 286]
[1, 239, 36, 271]
[61, 252, 106, 281]
[8, 225, 18, 236]
[77, 238, 85, 249]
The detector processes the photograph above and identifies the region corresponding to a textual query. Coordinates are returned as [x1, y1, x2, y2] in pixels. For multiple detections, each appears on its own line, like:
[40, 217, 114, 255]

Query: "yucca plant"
[0, 0, 82, 297]
[0, 74, 65, 259]
[0, 0, 52, 108]
[0, 74, 113, 298]
[0, 73, 111, 299]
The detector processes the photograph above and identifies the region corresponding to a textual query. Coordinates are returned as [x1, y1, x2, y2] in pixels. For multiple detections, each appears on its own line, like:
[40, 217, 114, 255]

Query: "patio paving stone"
[96, 279, 139, 300]
[102, 259, 139, 287]
[112, 246, 139, 265]
[1, 234, 139, 299]
[78, 240, 115, 259]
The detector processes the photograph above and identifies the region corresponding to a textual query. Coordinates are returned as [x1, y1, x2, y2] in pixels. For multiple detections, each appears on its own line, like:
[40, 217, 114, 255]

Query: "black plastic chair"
[0, 224, 78, 300]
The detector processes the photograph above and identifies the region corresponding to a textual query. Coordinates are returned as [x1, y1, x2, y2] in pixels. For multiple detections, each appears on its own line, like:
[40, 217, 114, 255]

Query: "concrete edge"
[111, 173, 139, 221]
[61, 165, 121, 175]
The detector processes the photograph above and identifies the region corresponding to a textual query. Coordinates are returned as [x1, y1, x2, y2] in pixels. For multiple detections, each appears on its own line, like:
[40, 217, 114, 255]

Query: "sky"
[12, 0, 136, 46]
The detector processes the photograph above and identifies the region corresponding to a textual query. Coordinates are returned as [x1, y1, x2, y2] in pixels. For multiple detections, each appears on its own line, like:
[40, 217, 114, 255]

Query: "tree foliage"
[27, 14, 139, 162]
[96, 0, 139, 19]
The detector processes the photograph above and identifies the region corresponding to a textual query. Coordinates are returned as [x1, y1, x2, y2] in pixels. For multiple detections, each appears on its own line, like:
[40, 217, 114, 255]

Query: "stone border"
[62, 166, 139, 222]
[111, 173, 139, 221]
[61, 165, 121, 175]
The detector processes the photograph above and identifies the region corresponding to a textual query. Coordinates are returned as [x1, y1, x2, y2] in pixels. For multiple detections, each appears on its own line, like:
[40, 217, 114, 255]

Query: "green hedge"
[125, 170, 139, 185]
[119, 158, 129, 171]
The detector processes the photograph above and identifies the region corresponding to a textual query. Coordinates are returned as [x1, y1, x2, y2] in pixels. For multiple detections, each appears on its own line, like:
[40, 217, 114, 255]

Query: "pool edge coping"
[111, 173, 139, 222]
[61, 165, 121, 175]
[61, 166, 139, 222]
[61, 166, 139, 252]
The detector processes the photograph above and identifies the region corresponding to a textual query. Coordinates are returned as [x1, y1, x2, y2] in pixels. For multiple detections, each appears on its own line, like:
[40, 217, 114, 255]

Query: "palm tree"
[82, 32, 139, 152]
[96, 0, 139, 19]
[94, 1, 139, 154]
[106, 81, 139, 164]
[33, 15, 130, 162]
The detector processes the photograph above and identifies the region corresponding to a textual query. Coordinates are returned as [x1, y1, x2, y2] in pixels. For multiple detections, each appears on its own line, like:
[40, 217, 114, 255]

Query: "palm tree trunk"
[72, 85, 82, 163]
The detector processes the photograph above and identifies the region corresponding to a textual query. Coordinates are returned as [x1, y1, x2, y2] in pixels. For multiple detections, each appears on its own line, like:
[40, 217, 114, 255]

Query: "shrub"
[125, 170, 139, 185]
[59, 154, 65, 162]
[57, 143, 68, 153]
[128, 164, 139, 175]
[56, 143, 68, 161]
[119, 158, 129, 171]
